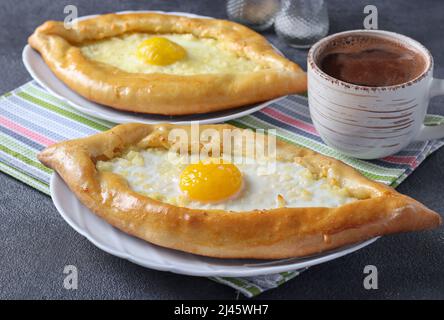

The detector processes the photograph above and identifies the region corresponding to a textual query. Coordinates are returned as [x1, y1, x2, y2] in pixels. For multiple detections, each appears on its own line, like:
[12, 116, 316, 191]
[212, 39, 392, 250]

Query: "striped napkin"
[1, 81, 444, 297]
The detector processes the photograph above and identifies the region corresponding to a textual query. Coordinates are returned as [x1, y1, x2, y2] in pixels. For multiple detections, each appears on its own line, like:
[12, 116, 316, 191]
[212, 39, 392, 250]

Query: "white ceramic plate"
[50, 173, 378, 277]
[22, 10, 284, 125]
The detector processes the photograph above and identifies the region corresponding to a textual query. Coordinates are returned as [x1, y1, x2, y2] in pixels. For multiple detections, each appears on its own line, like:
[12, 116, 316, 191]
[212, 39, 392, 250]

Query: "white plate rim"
[22, 10, 285, 125]
[50, 173, 379, 277]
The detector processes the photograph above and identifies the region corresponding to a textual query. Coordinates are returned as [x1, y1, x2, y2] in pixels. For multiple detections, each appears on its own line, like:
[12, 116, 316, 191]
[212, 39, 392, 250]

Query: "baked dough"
[38, 123, 441, 259]
[28, 13, 307, 115]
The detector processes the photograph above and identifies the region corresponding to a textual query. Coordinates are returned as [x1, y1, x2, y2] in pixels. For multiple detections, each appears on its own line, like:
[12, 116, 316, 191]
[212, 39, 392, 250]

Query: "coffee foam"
[315, 34, 429, 86]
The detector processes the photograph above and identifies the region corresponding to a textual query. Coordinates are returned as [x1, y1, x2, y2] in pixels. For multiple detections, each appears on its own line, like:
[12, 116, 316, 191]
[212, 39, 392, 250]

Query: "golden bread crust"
[38, 123, 441, 259]
[28, 13, 307, 115]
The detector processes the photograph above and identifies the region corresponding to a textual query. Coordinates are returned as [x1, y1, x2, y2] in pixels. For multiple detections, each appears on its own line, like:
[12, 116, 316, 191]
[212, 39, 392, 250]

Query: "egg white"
[80, 33, 263, 75]
[96, 148, 358, 211]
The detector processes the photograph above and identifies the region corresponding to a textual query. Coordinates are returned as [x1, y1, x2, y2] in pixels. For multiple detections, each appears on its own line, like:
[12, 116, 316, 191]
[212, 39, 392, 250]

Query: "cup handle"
[416, 78, 444, 141]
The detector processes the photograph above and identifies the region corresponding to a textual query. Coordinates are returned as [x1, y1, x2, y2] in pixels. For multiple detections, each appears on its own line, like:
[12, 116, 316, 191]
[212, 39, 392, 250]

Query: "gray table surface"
[0, 0, 443, 300]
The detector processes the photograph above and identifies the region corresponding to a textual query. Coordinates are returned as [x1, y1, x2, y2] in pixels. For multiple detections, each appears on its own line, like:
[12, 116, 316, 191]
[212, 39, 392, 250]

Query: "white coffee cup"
[307, 29, 444, 159]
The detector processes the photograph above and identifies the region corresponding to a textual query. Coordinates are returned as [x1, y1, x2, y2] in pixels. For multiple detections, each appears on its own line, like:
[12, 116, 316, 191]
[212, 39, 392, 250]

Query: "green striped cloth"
[1, 81, 443, 297]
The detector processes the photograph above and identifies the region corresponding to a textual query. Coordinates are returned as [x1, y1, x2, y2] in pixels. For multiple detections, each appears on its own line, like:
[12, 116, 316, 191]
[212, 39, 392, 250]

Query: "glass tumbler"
[227, 0, 281, 31]
[274, 0, 329, 48]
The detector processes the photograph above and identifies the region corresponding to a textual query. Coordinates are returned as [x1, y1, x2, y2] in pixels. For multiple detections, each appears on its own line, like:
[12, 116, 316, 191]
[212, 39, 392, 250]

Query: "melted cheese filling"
[80, 33, 264, 75]
[96, 149, 358, 211]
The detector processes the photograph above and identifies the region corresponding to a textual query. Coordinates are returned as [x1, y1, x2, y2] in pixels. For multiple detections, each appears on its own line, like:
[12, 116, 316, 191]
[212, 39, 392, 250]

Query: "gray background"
[0, 0, 443, 299]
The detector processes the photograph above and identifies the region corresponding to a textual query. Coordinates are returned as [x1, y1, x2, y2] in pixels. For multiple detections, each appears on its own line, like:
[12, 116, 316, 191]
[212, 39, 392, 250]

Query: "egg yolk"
[179, 160, 243, 203]
[136, 37, 187, 66]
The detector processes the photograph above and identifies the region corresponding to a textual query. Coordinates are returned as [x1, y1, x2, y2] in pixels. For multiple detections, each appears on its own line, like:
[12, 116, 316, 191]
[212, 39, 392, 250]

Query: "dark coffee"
[318, 35, 427, 87]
